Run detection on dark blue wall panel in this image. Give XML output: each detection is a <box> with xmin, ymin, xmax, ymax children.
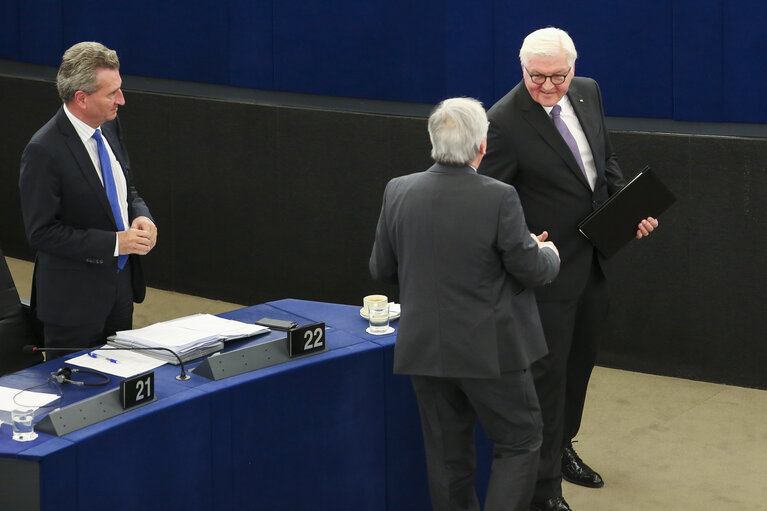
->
<box><xmin>673</xmin><ymin>0</ymin><xmax>724</xmax><ymax>121</ymax></box>
<box><xmin>229</xmin><ymin>0</ymin><xmax>274</xmax><ymax>90</ymax></box>
<box><xmin>567</xmin><ymin>1</ymin><xmax>673</xmax><ymax>119</ymax></box>
<box><xmin>18</xmin><ymin>1</ymin><xmax>63</xmax><ymax>66</ymax></box>
<box><xmin>381</xmin><ymin>0</ymin><xmax>447</xmax><ymax>103</ymax></box>
<box><xmin>270</xmin><ymin>0</ymin><xmax>446</xmax><ymax>102</ymax></box>
<box><xmin>0</xmin><ymin>2</ymin><xmax>20</xmax><ymax>61</ymax></box>
<box><xmin>63</xmin><ymin>0</ymin><xmax>229</xmax><ymax>83</ymax></box>
<box><xmin>722</xmin><ymin>1</ymin><xmax>767</xmax><ymax>123</ymax></box>
<box><xmin>443</xmin><ymin>2</ymin><xmax>494</xmax><ymax>104</ymax></box>
<box><xmin>1</xmin><ymin>0</ymin><xmax>765</xmax><ymax>123</ymax></box>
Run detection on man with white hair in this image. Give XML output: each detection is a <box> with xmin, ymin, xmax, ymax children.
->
<box><xmin>479</xmin><ymin>28</ymin><xmax>658</xmax><ymax>511</ymax></box>
<box><xmin>370</xmin><ymin>97</ymin><xmax>560</xmax><ymax>511</ymax></box>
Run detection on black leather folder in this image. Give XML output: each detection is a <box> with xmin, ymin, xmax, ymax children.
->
<box><xmin>578</xmin><ymin>166</ymin><xmax>675</xmax><ymax>257</ymax></box>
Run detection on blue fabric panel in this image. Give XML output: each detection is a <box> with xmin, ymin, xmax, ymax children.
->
<box><xmin>36</xmin><ymin>441</ymin><xmax>79</xmax><ymax>510</ymax></box>
<box><xmin>271</xmin><ymin>298</ymin><xmax>492</xmax><ymax>511</ymax></box>
<box><xmin>672</xmin><ymin>0</ymin><xmax>724</xmax><ymax>121</ymax></box>
<box><xmin>0</xmin><ymin>1</ymin><xmax>20</xmax><ymax>60</ymax></box>
<box><xmin>62</xmin><ymin>0</ymin><xmax>229</xmax><ymax>84</ymax></box>
<box><xmin>443</xmin><ymin>1</ymin><xmax>495</xmax><ymax>105</ymax></box>
<box><xmin>380</xmin><ymin>343</ymin><xmax>431</xmax><ymax>510</ymax></box>
<box><xmin>722</xmin><ymin>1</ymin><xmax>767</xmax><ymax>123</ymax></box>
<box><xmin>225</xmin><ymin>342</ymin><xmax>386</xmax><ymax>511</ymax></box>
<box><xmin>565</xmin><ymin>1</ymin><xmax>673</xmax><ymax>119</ymax></box>
<box><xmin>71</xmin><ymin>390</ymin><xmax>217</xmax><ymax>510</ymax></box>
<box><xmin>378</xmin><ymin>0</ymin><xmax>446</xmax><ymax>103</ymax></box>
<box><xmin>271</xmin><ymin>0</ymin><xmax>444</xmax><ymax>102</ymax></box>
<box><xmin>18</xmin><ymin>1</ymin><xmax>63</xmax><ymax>66</ymax></box>
<box><xmin>228</xmin><ymin>0</ymin><xmax>275</xmax><ymax>90</ymax></box>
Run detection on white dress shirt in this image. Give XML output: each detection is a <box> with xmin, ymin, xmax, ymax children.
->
<box><xmin>543</xmin><ymin>95</ymin><xmax>597</xmax><ymax>190</ymax></box>
<box><xmin>63</xmin><ymin>104</ymin><xmax>128</xmax><ymax>255</ymax></box>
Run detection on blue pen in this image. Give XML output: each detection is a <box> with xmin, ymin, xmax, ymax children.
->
<box><xmin>88</xmin><ymin>351</ymin><xmax>120</xmax><ymax>364</ymax></box>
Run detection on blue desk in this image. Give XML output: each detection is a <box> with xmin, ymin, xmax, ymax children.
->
<box><xmin>0</xmin><ymin>299</ymin><xmax>490</xmax><ymax>511</ymax></box>
<box><xmin>263</xmin><ymin>299</ymin><xmax>432</xmax><ymax>510</ymax></box>
<box><xmin>266</xmin><ymin>299</ymin><xmax>491</xmax><ymax>511</ymax></box>
<box><xmin>0</xmin><ymin>302</ymin><xmax>384</xmax><ymax>510</ymax></box>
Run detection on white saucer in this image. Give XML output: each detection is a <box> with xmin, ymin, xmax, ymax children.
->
<box><xmin>366</xmin><ymin>326</ymin><xmax>395</xmax><ymax>335</ymax></box>
<box><xmin>360</xmin><ymin>303</ymin><xmax>401</xmax><ymax>321</ymax></box>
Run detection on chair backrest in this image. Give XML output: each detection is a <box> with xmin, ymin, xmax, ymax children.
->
<box><xmin>0</xmin><ymin>249</ymin><xmax>43</xmax><ymax>375</ymax></box>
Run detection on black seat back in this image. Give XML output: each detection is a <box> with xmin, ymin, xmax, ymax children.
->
<box><xmin>0</xmin><ymin>249</ymin><xmax>43</xmax><ymax>375</ymax></box>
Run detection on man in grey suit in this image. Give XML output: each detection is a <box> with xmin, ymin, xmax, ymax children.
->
<box><xmin>478</xmin><ymin>28</ymin><xmax>657</xmax><ymax>511</ymax></box>
<box><xmin>19</xmin><ymin>42</ymin><xmax>157</xmax><ymax>357</ymax></box>
<box><xmin>370</xmin><ymin>97</ymin><xmax>560</xmax><ymax>511</ymax></box>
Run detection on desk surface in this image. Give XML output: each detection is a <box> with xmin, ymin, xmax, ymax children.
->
<box><xmin>0</xmin><ymin>300</ymin><xmax>400</xmax><ymax>511</ymax></box>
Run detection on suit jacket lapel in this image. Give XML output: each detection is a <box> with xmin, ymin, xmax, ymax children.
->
<box><xmin>517</xmin><ymin>84</ymin><xmax>590</xmax><ymax>189</ymax></box>
<box><xmin>55</xmin><ymin>108</ymin><xmax>118</xmax><ymax>227</ymax></box>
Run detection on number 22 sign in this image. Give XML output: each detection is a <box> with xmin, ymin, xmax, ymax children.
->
<box><xmin>287</xmin><ymin>322</ymin><xmax>326</xmax><ymax>357</ymax></box>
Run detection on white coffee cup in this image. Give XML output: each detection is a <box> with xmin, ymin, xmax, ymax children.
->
<box><xmin>363</xmin><ymin>294</ymin><xmax>388</xmax><ymax>315</ymax></box>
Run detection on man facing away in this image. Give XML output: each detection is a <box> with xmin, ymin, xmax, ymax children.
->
<box><xmin>479</xmin><ymin>27</ymin><xmax>657</xmax><ymax>511</ymax></box>
<box><xmin>19</xmin><ymin>42</ymin><xmax>157</xmax><ymax>357</ymax></box>
<box><xmin>370</xmin><ymin>97</ymin><xmax>560</xmax><ymax>511</ymax></box>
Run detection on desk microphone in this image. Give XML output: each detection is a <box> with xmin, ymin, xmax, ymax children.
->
<box><xmin>22</xmin><ymin>345</ymin><xmax>192</xmax><ymax>381</ymax></box>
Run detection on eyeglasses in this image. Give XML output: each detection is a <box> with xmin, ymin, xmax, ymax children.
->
<box><xmin>525</xmin><ymin>67</ymin><xmax>571</xmax><ymax>85</ymax></box>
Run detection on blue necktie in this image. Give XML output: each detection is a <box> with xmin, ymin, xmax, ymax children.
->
<box><xmin>550</xmin><ymin>104</ymin><xmax>588</xmax><ymax>182</ymax></box>
<box><xmin>93</xmin><ymin>128</ymin><xmax>128</xmax><ymax>270</ymax></box>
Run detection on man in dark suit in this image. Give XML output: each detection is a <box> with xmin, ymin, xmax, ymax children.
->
<box><xmin>19</xmin><ymin>42</ymin><xmax>157</xmax><ymax>357</ymax></box>
<box><xmin>478</xmin><ymin>28</ymin><xmax>657</xmax><ymax>511</ymax></box>
<box><xmin>370</xmin><ymin>97</ymin><xmax>560</xmax><ymax>511</ymax></box>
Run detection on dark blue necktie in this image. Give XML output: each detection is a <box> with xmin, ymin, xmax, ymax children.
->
<box><xmin>93</xmin><ymin>128</ymin><xmax>128</xmax><ymax>270</ymax></box>
<box><xmin>550</xmin><ymin>104</ymin><xmax>588</xmax><ymax>182</ymax></box>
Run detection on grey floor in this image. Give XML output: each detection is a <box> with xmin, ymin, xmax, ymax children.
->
<box><xmin>5</xmin><ymin>257</ymin><xmax>765</xmax><ymax>510</ymax></box>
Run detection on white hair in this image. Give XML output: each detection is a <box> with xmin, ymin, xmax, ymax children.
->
<box><xmin>428</xmin><ymin>97</ymin><xmax>487</xmax><ymax>166</ymax></box>
<box><xmin>519</xmin><ymin>27</ymin><xmax>578</xmax><ymax>68</ymax></box>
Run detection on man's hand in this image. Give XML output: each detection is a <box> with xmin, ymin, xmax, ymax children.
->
<box><xmin>532</xmin><ymin>231</ymin><xmax>560</xmax><ymax>258</ymax></box>
<box><xmin>131</xmin><ymin>216</ymin><xmax>158</xmax><ymax>250</ymax></box>
<box><xmin>636</xmin><ymin>217</ymin><xmax>659</xmax><ymax>239</ymax></box>
<box><xmin>118</xmin><ymin>228</ymin><xmax>153</xmax><ymax>255</ymax></box>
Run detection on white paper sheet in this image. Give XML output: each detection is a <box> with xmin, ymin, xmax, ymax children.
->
<box><xmin>165</xmin><ymin>313</ymin><xmax>269</xmax><ymax>339</ymax></box>
<box><xmin>0</xmin><ymin>386</ymin><xmax>60</xmax><ymax>413</ymax></box>
<box><xmin>67</xmin><ymin>348</ymin><xmax>166</xmax><ymax>378</ymax></box>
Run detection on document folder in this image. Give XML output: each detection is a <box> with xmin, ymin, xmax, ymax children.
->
<box><xmin>578</xmin><ymin>166</ymin><xmax>675</xmax><ymax>257</ymax></box>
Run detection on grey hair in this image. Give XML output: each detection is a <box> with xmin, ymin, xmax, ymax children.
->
<box><xmin>519</xmin><ymin>27</ymin><xmax>578</xmax><ymax>68</ymax></box>
<box><xmin>428</xmin><ymin>97</ymin><xmax>488</xmax><ymax>166</ymax></box>
<box><xmin>56</xmin><ymin>42</ymin><xmax>120</xmax><ymax>103</ymax></box>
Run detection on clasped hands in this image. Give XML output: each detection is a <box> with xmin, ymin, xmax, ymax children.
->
<box><xmin>118</xmin><ymin>216</ymin><xmax>158</xmax><ymax>255</ymax></box>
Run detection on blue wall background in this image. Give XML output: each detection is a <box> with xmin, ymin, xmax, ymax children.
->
<box><xmin>1</xmin><ymin>0</ymin><xmax>765</xmax><ymax>123</ymax></box>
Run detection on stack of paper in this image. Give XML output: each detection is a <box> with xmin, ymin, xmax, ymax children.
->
<box><xmin>164</xmin><ymin>313</ymin><xmax>269</xmax><ymax>341</ymax></box>
<box><xmin>109</xmin><ymin>314</ymin><xmax>269</xmax><ymax>364</ymax></box>
<box><xmin>111</xmin><ymin>322</ymin><xmax>224</xmax><ymax>363</ymax></box>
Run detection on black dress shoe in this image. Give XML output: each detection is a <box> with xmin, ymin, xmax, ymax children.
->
<box><xmin>562</xmin><ymin>443</ymin><xmax>604</xmax><ymax>488</ymax></box>
<box><xmin>531</xmin><ymin>496</ymin><xmax>572</xmax><ymax>511</ymax></box>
